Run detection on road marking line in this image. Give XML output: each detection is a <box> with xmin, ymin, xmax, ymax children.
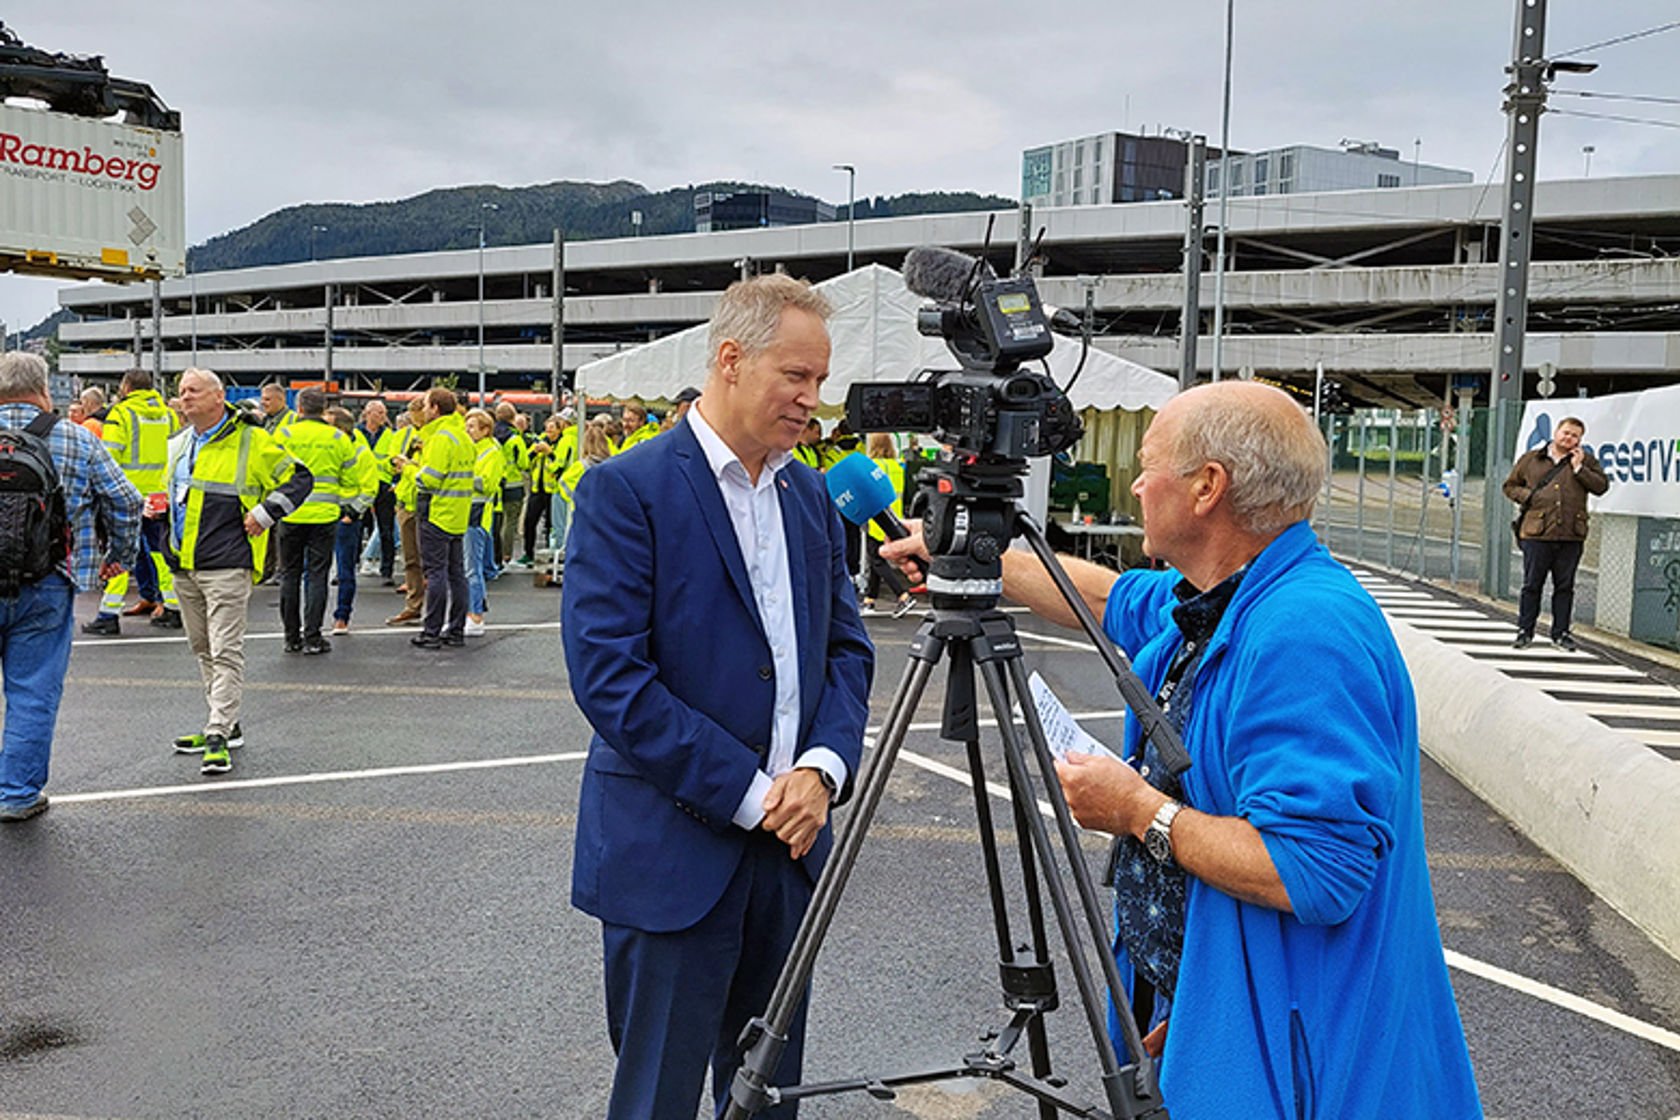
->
<box><xmin>70</xmin><ymin>621</ymin><xmax>563</xmax><ymax>649</ymax></box>
<box><xmin>65</xmin><ymin>675</ymin><xmax>572</xmax><ymax>701</ymax></box>
<box><xmin>50</xmin><ymin>752</ymin><xmax>589</xmax><ymax>805</ymax></box>
<box><xmin>1016</xmin><ymin>630</ymin><xmax>1108</xmax><ymax>652</ymax></box>
<box><xmin>1444</xmin><ymin>950</ymin><xmax>1680</xmax><ymax>1053</ymax></box>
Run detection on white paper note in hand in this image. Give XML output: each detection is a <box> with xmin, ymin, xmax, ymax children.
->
<box><xmin>1027</xmin><ymin>671</ymin><xmax>1123</xmax><ymax>764</ymax></box>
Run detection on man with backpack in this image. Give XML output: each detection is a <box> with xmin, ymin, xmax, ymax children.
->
<box><xmin>0</xmin><ymin>352</ymin><xmax>143</xmax><ymax>822</ymax></box>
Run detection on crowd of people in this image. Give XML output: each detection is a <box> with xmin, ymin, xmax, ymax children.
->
<box><xmin>9</xmin><ymin>352</ymin><xmax>913</xmax><ymax>786</ymax></box>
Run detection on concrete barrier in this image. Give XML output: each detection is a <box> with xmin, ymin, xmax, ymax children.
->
<box><xmin>1389</xmin><ymin>617</ymin><xmax>1680</xmax><ymax>961</ymax></box>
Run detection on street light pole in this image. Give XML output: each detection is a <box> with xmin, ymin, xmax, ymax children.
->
<box><xmin>833</xmin><ymin>163</ymin><xmax>856</xmax><ymax>272</ymax></box>
<box><xmin>310</xmin><ymin>224</ymin><xmax>327</xmax><ymax>261</ymax></box>
<box><xmin>1209</xmin><ymin>0</ymin><xmax>1235</xmax><ymax>383</ymax></box>
<box><xmin>477</xmin><ymin>201</ymin><xmax>498</xmax><ymax>406</ymax></box>
<box><xmin>1582</xmin><ymin>144</ymin><xmax>1595</xmax><ymax>177</ymax></box>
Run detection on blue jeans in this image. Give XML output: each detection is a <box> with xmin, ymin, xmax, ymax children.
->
<box><xmin>0</xmin><ymin>574</ymin><xmax>74</xmax><ymax>807</ymax></box>
<box><xmin>334</xmin><ymin>517</ymin><xmax>361</xmax><ymax>623</ymax></box>
<box><xmin>551</xmin><ymin>494</ymin><xmax>569</xmax><ymax>555</ymax></box>
<box><xmin>135</xmin><ymin>515</ymin><xmax>165</xmax><ymax>603</ymax></box>
<box><xmin>466</xmin><ymin>523</ymin><xmax>492</xmax><ymax>615</ymax></box>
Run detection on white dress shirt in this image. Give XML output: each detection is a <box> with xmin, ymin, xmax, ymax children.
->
<box><xmin>687</xmin><ymin>406</ymin><xmax>848</xmax><ymax>829</ymax></box>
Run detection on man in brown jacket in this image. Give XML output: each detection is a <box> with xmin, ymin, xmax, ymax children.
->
<box><xmin>1502</xmin><ymin>416</ymin><xmax>1609</xmax><ymax>651</ymax></box>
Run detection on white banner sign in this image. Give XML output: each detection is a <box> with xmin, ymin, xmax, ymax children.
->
<box><xmin>1518</xmin><ymin>385</ymin><xmax>1680</xmax><ymax>518</ymax></box>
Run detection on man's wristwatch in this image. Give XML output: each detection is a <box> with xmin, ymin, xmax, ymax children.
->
<box><xmin>1143</xmin><ymin>799</ymin><xmax>1184</xmax><ymax>864</ymax></box>
<box><xmin>809</xmin><ymin>768</ymin><xmax>839</xmax><ymax>802</ymax></box>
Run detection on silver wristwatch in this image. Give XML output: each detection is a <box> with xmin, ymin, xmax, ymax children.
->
<box><xmin>1143</xmin><ymin>799</ymin><xmax>1184</xmax><ymax>864</ymax></box>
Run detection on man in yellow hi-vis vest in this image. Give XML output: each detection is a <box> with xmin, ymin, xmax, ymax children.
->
<box><xmin>163</xmin><ymin>368</ymin><xmax>313</xmax><ymax>776</ymax></box>
<box><xmin>273</xmin><ymin>388</ymin><xmax>372</xmax><ymax>655</ymax></box>
<box><xmin>392</xmin><ymin>388</ymin><xmax>476</xmax><ymax>649</ymax></box>
<box><xmin>83</xmin><ymin>369</ymin><xmax>181</xmax><ymax>636</ymax></box>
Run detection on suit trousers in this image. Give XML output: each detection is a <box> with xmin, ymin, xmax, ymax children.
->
<box><xmin>279</xmin><ymin>520</ymin><xmax>336</xmax><ymax>643</ymax></box>
<box><xmin>173</xmin><ymin>567</ymin><xmax>254</xmax><ymax>738</ymax></box>
<box><xmin>418</xmin><ymin>518</ymin><xmax>468</xmax><ymax>640</ymax></box>
<box><xmin>396</xmin><ymin>505</ymin><xmax>425</xmax><ymax>615</ymax></box>
<box><xmin>1518</xmin><ymin>538</ymin><xmax>1585</xmax><ymax>639</ymax></box>
<box><xmin>600</xmin><ymin>833</ymin><xmax>812</xmax><ymax>1120</ymax></box>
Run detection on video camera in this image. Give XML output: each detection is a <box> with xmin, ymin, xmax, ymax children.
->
<box><xmin>845</xmin><ymin>246</ymin><xmax>1082</xmax><ymax>461</ymax></box>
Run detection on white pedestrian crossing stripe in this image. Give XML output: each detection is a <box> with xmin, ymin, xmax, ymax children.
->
<box><xmin>1347</xmin><ymin>564</ymin><xmax>1680</xmax><ymax>762</ymax></box>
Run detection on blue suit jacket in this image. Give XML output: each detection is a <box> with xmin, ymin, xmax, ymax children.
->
<box><xmin>563</xmin><ymin>419</ymin><xmax>874</xmax><ymax>933</ymax></box>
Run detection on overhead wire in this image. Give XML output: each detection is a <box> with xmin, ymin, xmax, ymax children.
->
<box><xmin>1553</xmin><ymin>20</ymin><xmax>1680</xmax><ymax>59</ymax></box>
<box><xmin>1555</xmin><ymin>89</ymin><xmax>1680</xmax><ymax>107</ymax></box>
<box><xmin>1550</xmin><ymin>108</ymin><xmax>1680</xmax><ymax>131</ymax></box>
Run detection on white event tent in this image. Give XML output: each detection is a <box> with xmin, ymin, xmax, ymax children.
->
<box><xmin>574</xmin><ymin>264</ymin><xmax>1177</xmax><ymax>414</ymax></box>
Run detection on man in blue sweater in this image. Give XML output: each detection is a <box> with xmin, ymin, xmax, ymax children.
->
<box><xmin>884</xmin><ymin>381</ymin><xmax>1481</xmax><ymax>1120</ymax></box>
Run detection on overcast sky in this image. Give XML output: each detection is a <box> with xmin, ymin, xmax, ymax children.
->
<box><xmin>5</xmin><ymin>1</ymin><xmax>1678</xmax><ymax>335</ymax></box>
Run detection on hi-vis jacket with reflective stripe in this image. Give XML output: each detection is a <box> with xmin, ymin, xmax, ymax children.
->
<box><xmin>543</xmin><ymin>425</ymin><xmax>577</xmax><ymax>492</ymax></box>
<box><xmin>415</xmin><ymin>412</ymin><xmax>476</xmax><ymax>534</ymax></box>
<box><xmin>393</xmin><ymin>426</ymin><xmax>421</xmax><ymax>510</ymax></box>
<box><xmin>102</xmin><ymin>389</ymin><xmax>178</xmax><ymax>494</ymax></box>
<box><xmin>472</xmin><ymin>435</ymin><xmax>507</xmax><ymax>532</ymax></box>
<box><xmin>275</xmin><ymin>417</ymin><xmax>378</xmax><ymax>524</ymax></box>
<box><xmin>348</xmin><ymin>429</ymin><xmax>380</xmax><ymax>513</ymax></box>
<box><xmin>617</xmin><ymin>421</ymin><xmax>662</xmax><ymax>453</ymax></box>
<box><xmin>162</xmin><ymin>407</ymin><xmax>313</xmax><ymax>577</ymax></box>
<box><xmin>365</xmin><ymin>425</ymin><xmax>402</xmax><ymax>484</ymax></box>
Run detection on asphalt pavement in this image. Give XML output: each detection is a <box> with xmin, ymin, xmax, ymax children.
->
<box><xmin>1</xmin><ymin>574</ymin><xmax>1677</xmax><ymax>1119</ymax></box>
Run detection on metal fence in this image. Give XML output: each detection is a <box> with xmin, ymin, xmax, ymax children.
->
<box><xmin>1310</xmin><ymin>404</ymin><xmax>1599</xmax><ymax>628</ymax></box>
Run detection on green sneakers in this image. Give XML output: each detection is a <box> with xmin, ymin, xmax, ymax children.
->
<box><xmin>199</xmin><ymin>735</ymin><xmax>232</xmax><ymax>775</ymax></box>
<box><xmin>173</xmin><ymin>723</ymin><xmax>244</xmax><ymax>754</ymax></box>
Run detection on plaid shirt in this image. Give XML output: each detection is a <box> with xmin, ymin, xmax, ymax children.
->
<box><xmin>0</xmin><ymin>403</ymin><xmax>144</xmax><ymax>591</ymax></box>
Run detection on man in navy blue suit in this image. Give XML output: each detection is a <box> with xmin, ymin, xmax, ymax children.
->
<box><xmin>563</xmin><ymin>274</ymin><xmax>874</xmax><ymax>1119</ymax></box>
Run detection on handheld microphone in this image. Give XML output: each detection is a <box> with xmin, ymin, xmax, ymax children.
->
<box><xmin>826</xmin><ymin>453</ymin><xmax>906</xmax><ymax>538</ymax></box>
<box><xmin>902</xmin><ymin>246</ymin><xmax>988</xmax><ymax>303</ymax></box>
<box><xmin>825</xmin><ymin>452</ymin><xmax>923</xmax><ymax>578</ymax></box>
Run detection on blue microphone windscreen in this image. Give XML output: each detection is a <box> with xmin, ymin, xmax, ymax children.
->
<box><xmin>825</xmin><ymin>452</ymin><xmax>896</xmax><ymax>525</ymax></box>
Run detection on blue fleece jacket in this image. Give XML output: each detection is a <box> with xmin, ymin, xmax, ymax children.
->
<box><xmin>1101</xmin><ymin>521</ymin><xmax>1481</xmax><ymax>1120</ymax></box>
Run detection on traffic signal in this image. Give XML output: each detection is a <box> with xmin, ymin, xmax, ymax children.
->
<box><xmin>1315</xmin><ymin>379</ymin><xmax>1353</xmax><ymax>415</ymax></box>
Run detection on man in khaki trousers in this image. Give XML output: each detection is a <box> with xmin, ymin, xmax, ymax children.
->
<box><xmin>163</xmin><ymin>369</ymin><xmax>312</xmax><ymax>775</ymax></box>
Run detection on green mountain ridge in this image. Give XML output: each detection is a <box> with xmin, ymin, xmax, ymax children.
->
<box><xmin>17</xmin><ymin>180</ymin><xmax>1014</xmax><ymax>341</ymax></box>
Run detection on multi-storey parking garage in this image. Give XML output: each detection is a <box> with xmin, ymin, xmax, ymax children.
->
<box><xmin>56</xmin><ymin>174</ymin><xmax>1680</xmax><ymax>408</ymax></box>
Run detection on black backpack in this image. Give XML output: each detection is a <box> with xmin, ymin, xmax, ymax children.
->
<box><xmin>0</xmin><ymin>412</ymin><xmax>71</xmax><ymax>596</ymax></box>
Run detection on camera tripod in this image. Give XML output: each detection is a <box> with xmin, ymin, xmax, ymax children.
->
<box><xmin>724</xmin><ymin>497</ymin><xmax>1189</xmax><ymax>1120</ymax></box>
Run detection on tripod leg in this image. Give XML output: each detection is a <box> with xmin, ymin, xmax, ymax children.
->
<box><xmin>1002</xmin><ymin>655</ymin><xmax>1167</xmax><ymax>1116</ymax></box>
<box><xmin>974</xmin><ymin>656</ymin><xmax>1165</xmax><ymax>1119</ymax></box>
<box><xmin>725</xmin><ymin>647</ymin><xmax>941</xmax><ymax>1119</ymax></box>
<box><xmin>1004</xmin><ymin>766</ymin><xmax>1060</xmax><ymax>1120</ymax></box>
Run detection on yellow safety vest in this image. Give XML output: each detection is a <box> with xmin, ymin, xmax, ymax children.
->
<box><xmin>473</xmin><ymin>436</ymin><xmax>506</xmax><ymax>532</ymax></box>
<box><xmin>102</xmin><ymin>389</ymin><xmax>177</xmax><ymax>494</ymax></box>
<box><xmin>618</xmin><ymin>422</ymin><xmax>661</xmax><ymax>453</ymax></box>
<box><xmin>274</xmin><ymin>417</ymin><xmax>375</xmax><ymax>524</ymax></box>
<box><xmin>544</xmin><ymin>426</ymin><xmax>578</xmax><ymax>491</ymax></box>
<box><xmin>500</xmin><ymin>430</ymin><xmax>531</xmax><ymax>486</ymax></box>
<box><xmin>367</xmin><ymin>426</ymin><xmax>402</xmax><ymax>484</ymax></box>
<box><xmin>163</xmin><ymin>409</ymin><xmax>299</xmax><ymax>578</ymax></box>
<box><xmin>415</xmin><ymin>413</ymin><xmax>476</xmax><ymax>534</ymax></box>
<box><xmin>867</xmin><ymin>456</ymin><xmax>906</xmax><ymax>542</ymax></box>
<box><xmin>393</xmin><ymin>426</ymin><xmax>420</xmax><ymax>509</ymax></box>
<box><xmin>792</xmin><ymin>444</ymin><xmax>822</xmax><ymax>469</ymax></box>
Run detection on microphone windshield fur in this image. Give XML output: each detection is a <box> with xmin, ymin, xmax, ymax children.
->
<box><xmin>902</xmin><ymin>246</ymin><xmax>986</xmax><ymax>303</ymax></box>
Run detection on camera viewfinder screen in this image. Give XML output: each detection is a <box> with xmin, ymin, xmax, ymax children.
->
<box><xmin>851</xmin><ymin>383</ymin><xmax>934</xmax><ymax>431</ymax></box>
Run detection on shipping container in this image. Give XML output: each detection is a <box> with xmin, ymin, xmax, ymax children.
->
<box><xmin>0</xmin><ymin>100</ymin><xmax>185</xmax><ymax>282</ymax></box>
